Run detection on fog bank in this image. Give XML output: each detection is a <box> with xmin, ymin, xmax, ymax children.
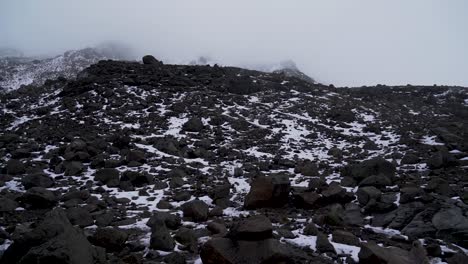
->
<box><xmin>1</xmin><ymin>0</ymin><xmax>467</xmax><ymax>87</ymax></box>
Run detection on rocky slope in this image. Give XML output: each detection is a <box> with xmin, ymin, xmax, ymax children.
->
<box><xmin>0</xmin><ymin>56</ymin><xmax>467</xmax><ymax>263</ymax></box>
<box><xmin>0</xmin><ymin>45</ymin><xmax>131</xmax><ymax>91</ymax></box>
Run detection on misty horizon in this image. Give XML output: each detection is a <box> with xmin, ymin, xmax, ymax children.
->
<box><xmin>1</xmin><ymin>0</ymin><xmax>467</xmax><ymax>87</ymax></box>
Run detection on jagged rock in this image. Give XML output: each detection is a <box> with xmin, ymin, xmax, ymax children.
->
<box><xmin>181</xmin><ymin>200</ymin><xmax>209</xmax><ymax>222</ymax></box>
<box><xmin>228</xmin><ymin>215</ymin><xmax>273</xmax><ymax>241</ymax></box>
<box><xmin>244</xmin><ymin>175</ymin><xmax>290</xmax><ymax>209</ymax></box>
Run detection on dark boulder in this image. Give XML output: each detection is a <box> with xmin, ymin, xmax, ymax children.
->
<box><xmin>244</xmin><ymin>174</ymin><xmax>290</xmax><ymax>209</ymax></box>
<box><xmin>66</xmin><ymin>207</ymin><xmax>94</xmax><ymax>227</ymax></box>
<box><xmin>0</xmin><ymin>208</ymin><xmax>104</xmax><ymax>264</ymax></box>
<box><xmin>146</xmin><ymin>211</ymin><xmax>182</xmax><ymax>230</ymax></box>
<box><xmin>142</xmin><ymin>55</ymin><xmax>163</xmax><ymax>66</ymax></box>
<box><xmin>228</xmin><ymin>215</ymin><xmax>273</xmax><ymax>241</ymax></box>
<box><xmin>181</xmin><ymin>200</ymin><xmax>209</xmax><ymax>222</ymax></box>
<box><xmin>21</xmin><ymin>173</ymin><xmax>54</xmax><ymax>189</ymax></box>
<box><xmin>182</xmin><ymin>117</ymin><xmax>204</xmax><ymax>132</ymax></box>
<box><xmin>90</xmin><ymin>227</ymin><xmax>128</xmax><ymax>252</ymax></box>
<box><xmin>149</xmin><ymin>225</ymin><xmax>175</xmax><ymax>251</ymax></box>
<box><xmin>5</xmin><ymin>159</ymin><xmax>25</xmax><ymax>175</ymax></box>
<box><xmin>94</xmin><ymin>168</ymin><xmax>120</xmax><ymax>187</ymax></box>
<box><xmin>200</xmin><ymin>237</ymin><xmax>295</xmax><ymax>264</ymax></box>
<box><xmin>358</xmin><ymin>241</ymin><xmax>428</xmax><ymax>264</ymax></box>
<box><xmin>19</xmin><ymin>187</ymin><xmax>58</xmax><ymax>208</ymax></box>
<box><xmin>316</xmin><ymin>232</ymin><xmax>336</xmax><ymax>254</ymax></box>
<box><xmin>342</xmin><ymin>157</ymin><xmax>395</xmax><ymax>183</ymax></box>
<box><xmin>0</xmin><ymin>197</ymin><xmax>18</xmax><ymax>212</ymax></box>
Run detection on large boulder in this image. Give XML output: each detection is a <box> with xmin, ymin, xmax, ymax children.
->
<box><xmin>342</xmin><ymin>157</ymin><xmax>395</xmax><ymax>183</ymax></box>
<box><xmin>358</xmin><ymin>241</ymin><xmax>428</xmax><ymax>264</ymax></box>
<box><xmin>182</xmin><ymin>117</ymin><xmax>204</xmax><ymax>132</ymax></box>
<box><xmin>94</xmin><ymin>168</ymin><xmax>120</xmax><ymax>187</ymax></box>
<box><xmin>142</xmin><ymin>55</ymin><xmax>163</xmax><ymax>65</ymax></box>
<box><xmin>228</xmin><ymin>215</ymin><xmax>273</xmax><ymax>241</ymax></box>
<box><xmin>19</xmin><ymin>187</ymin><xmax>58</xmax><ymax>209</ymax></box>
<box><xmin>200</xmin><ymin>238</ymin><xmax>295</xmax><ymax>264</ymax></box>
<box><xmin>0</xmin><ymin>209</ymin><xmax>104</xmax><ymax>264</ymax></box>
<box><xmin>149</xmin><ymin>225</ymin><xmax>175</xmax><ymax>251</ymax></box>
<box><xmin>66</xmin><ymin>207</ymin><xmax>94</xmax><ymax>227</ymax></box>
<box><xmin>181</xmin><ymin>200</ymin><xmax>209</xmax><ymax>222</ymax></box>
<box><xmin>0</xmin><ymin>197</ymin><xmax>18</xmax><ymax>212</ymax></box>
<box><xmin>146</xmin><ymin>211</ymin><xmax>182</xmax><ymax>230</ymax></box>
<box><xmin>21</xmin><ymin>173</ymin><xmax>54</xmax><ymax>189</ymax></box>
<box><xmin>244</xmin><ymin>175</ymin><xmax>290</xmax><ymax>209</ymax></box>
<box><xmin>90</xmin><ymin>228</ymin><xmax>128</xmax><ymax>252</ymax></box>
<box><xmin>427</xmin><ymin>151</ymin><xmax>458</xmax><ymax>169</ymax></box>
<box><xmin>5</xmin><ymin>159</ymin><xmax>25</xmax><ymax>175</ymax></box>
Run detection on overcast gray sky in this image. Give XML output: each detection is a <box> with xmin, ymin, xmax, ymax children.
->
<box><xmin>1</xmin><ymin>0</ymin><xmax>467</xmax><ymax>87</ymax></box>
